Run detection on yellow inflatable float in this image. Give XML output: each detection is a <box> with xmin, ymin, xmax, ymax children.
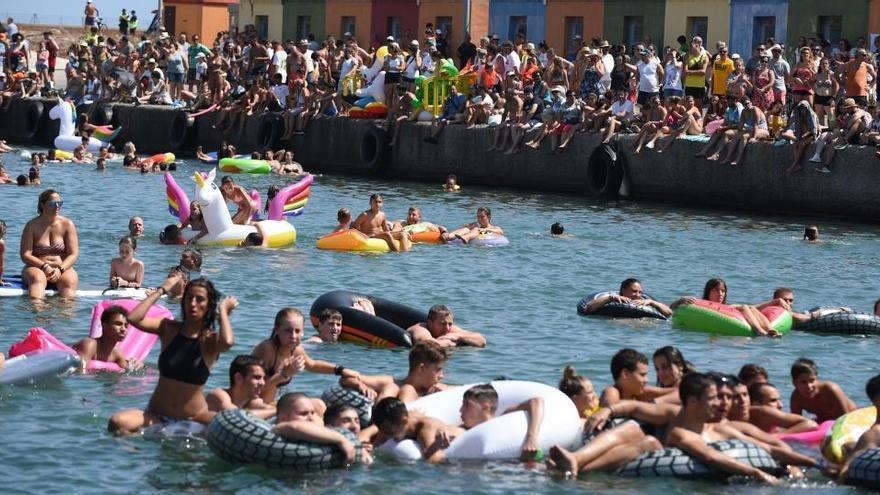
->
<box><xmin>822</xmin><ymin>406</ymin><xmax>876</xmax><ymax>464</ymax></box>
<box><xmin>316</xmin><ymin>230</ymin><xmax>389</xmax><ymax>252</ymax></box>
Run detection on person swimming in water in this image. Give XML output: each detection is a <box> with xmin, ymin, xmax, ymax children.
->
<box><xmin>671</xmin><ymin>278</ymin><xmax>780</xmax><ymax>337</ymax></box>
<box><xmin>351</xmin><ymin>194</ymin><xmax>412</xmax><ymax>252</ymax></box>
<box><xmin>72</xmin><ymin>305</ymin><xmax>144</xmax><ymax>371</ymax></box>
<box><xmin>441</xmin><ymin>206</ymin><xmax>504</xmax><ymax>244</ymax></box>
<box><xmin>0</xmin><ymin>219</ymin><xmax>8</xmax><ymax>286</ymax></box>
<box><xmin>582</xmin><ymin>278</ymin><xmax>673</xmax><ymax>317</ymax></box>
<box><xmin>406</xmin><ymin>304</ymin><xmax>487</xmax><ymax>348</ymax></box>
<box><xmin>273</xmin><ymin>392</ymin><xmax>367</xmax><ymax>465</ymax></box>
<box><xmin>559</xmin><ymin>365</ymin><xmax>601</xmax><ymax>419</ymax></box>
<box><xmin>392</xmin><ymin>206</ymin><xmax>447</xmax><ymax>235</ymax></box>
<box><xmin>803</xmin><ymin>225</ymin><xmax>819</xmax><ymax>242</ymax></box>
<box><xmin>332</xmin><ymin>208</ymin><xmax>351</xmax><ymax>233</ymax></box>
<box><xmin>109</xmin><ymin>236</ymin><xmax>144</xmax><ymax>289</ymax></box>
<box><xmin>551</xmin><ymin>222</ymin><xmax>564</xmax><ymax>236</ymax></box>
<box><xmin>107</xmin><ymin>273</ymin><xmax>238</xmax><ymax>434</ymax></box>
<box><xmin>443</xmin><ymin>173</ymin><xmax>460</xmax><ymax>192</ymax></box>
<box><xmin>220</xmin><ymin>176</ymin><xmax>258</xmax><ymax>225</ymax></box>
<box><xmin>206</xmin><ymin>355</ymin><xmax>276</xmax><ymax>419</ymax></box>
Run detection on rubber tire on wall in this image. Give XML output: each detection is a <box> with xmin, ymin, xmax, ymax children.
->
<box><xmin>587</xmin><ymin>144</ymin><xmax>624</xmax><ymax>197</ymax></box>
<box><xmin>258</xmin><ymin>113</ymin><xmax>283</xmax><ymax>152</ymax></box>
<box><xmin>169</xmin><ymin>110</ymin><xmax>195</xmax><ymax>151</ymax></box>
<box><xmin>92</xmin><ymin>105</ymin><xmax>113</xmax><ymax>126</ymax></box>
<box><xmin>22</xmin><ymin>101</ymin><xmax>45</xmax><ymax>142</ymax></box>
<box><xmin>360</xmin><ymin>126</ymin><xmax>390</xmax><ymax>173</ymax></box>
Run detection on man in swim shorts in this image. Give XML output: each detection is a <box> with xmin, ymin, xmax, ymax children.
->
<box><xmin>351</xmin><ymin>194</ymin><xmax>412</xmax><ymax>252</ymax></box>
<box><xmin>206</xmin><ymin>355</ymin><xmax>276</xmax><ymax>419</ymax></box>
<box><xmin>397</xmin><ymin>341</ymin><xmax>450</xmax><ymax>402</ymax></box>
<box><xmin>273</xmin><ymin>392</ymin><xmax>366</xmax><ymax>465</ymax></box>
<box><xmin>407</xmin><ymin>304</ymin><xmax>487</xmax><ymax>348</ymax></box>
<box><xmin>392</xmin><ymin>206</ymin><xmax>447</xmax><ymax>234</ymax></box>
<box><xmin>128</xmin><ymin>216</ymin><xmax>144</xmax><ymax>238</ymax></box>
<box><xmin>441</xmin><ymin>206</ymin><xmax>503</xmax><ymax>244</ymax></box>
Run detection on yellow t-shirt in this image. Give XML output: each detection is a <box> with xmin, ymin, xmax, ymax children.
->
<box><xmin>711</xmin><ymin>57</ymin><xmax>734</xmax><ymax>96</ymax></box>
<box><xmin>684</xmin><ymin>52</ymin><xmax>707</xmax><ymax>88</ymax></box>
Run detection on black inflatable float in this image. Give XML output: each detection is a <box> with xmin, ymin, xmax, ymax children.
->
<box><xmin>846</xmin><ymin>447</ymin><xmax>880</xmax><ymax>489</ymax></box>
<box><xmin>795</xmin><ymin>308</ymin><xmax>880</xmax><ymax>336</ymax></box>
<box><xmin>322</xmin><ymin>385</ymin><xmax>374</xmax><ymax>428</ymax></box>
<box><xmin>617</xmin><ymin>439</ymin><xmax>780</xmax><ymax>479</ymax></box>
<box><xmin>577</xmin><ymin>291</ymin><xmax>668</xmax><ymax>320</ymax></box>
<box><xmin>309</xmin><ymin>290</ymin><xmax>424</xmax><ymax>348</ymax></box>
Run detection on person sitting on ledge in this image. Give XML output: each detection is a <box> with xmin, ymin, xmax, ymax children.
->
<box><xmin>423</xmin><ymin>84</ymin><xmax>467</xmax><ymax>144</ymax></box>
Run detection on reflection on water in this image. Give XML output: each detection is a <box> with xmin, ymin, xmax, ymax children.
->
<box><xmin>0</xmin><ymin>153</ymin><xmax>877</xmax><ymax>493</ymax></box>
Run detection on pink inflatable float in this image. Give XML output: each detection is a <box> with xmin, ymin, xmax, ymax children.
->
<box><xmin>776</xmin><ymin>420</ymin><xmax>835</xmax><ymax>446</ymax></box>
<box><xmin>8</xmin><ymin>299</ymin><xmax>172</xmax><ymax>372</ymax></box>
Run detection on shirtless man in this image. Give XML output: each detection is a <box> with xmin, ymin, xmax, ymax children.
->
<box><xmin>407</xmin><ymin>304</ymin><xmax>486</xmax><ymax>348</ymax></box>
<box><xmin>220</xmin><ymin>176</ymin><xmax>257</xmax><ymax>225</ymax></box>
<box><xmin>397</xmin><ymin>341</ymin><xmax>450</xmax><ymax>402</ymax></box>
<box><xmin>441</xmin><ymin>207</ymin><xmax>503</xmax><ymax>244</ymax></box>
<box><xmin>206</xmin><ymin>355</ymin><xmax>276</xmax><ymax>419</ymax></box>
<box><xmin>790</xmin><ymin>358</ymin><xmax>857</xmax><ymax>423</ymax></box>
<box><xmin>351</xmin><ymin>194</ymin><xmax>411</xmax><ymax>252</ymax></box>
<box><xmin>599</xmin><ymin>348</ymin><xmax>675</xmax><ymax>407</ymax></box>
<box><xmin>72</xmin><ymin>305</ymin><xmax>143</xmax><ymax>370</ymax></box>
<box><xmin>306</xmin><ymin>308</ymin><xmax>343</xmax><ymax>343</ymax></box>
<box><xmin>274</xmin><ymin>392</ymin><xmax>367</xmax><ymax>465</ymax></box>
<box><xmin>392</xmin><ymin>206</ymin><xmax>447</xmax><ymax>235</ymax></box>
<box><xmin>359</xmin><ymin>397</ymin><xmax>453</xmax><ymax>462</ymax></box>
<box><xmin>840</xmin><ymin>375</ymin><xmax>880</xmax><ymax>482</ymax></box>
<box><xmin>748</xmin><ymin>382</ymin><xmax>818</xmax><ymax>433</ymax></box>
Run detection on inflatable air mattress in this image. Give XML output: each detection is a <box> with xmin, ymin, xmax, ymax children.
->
<box><xmin>0</xmin><ymin>275</ymin><xmax>154</xmax><ymax>299</ymax></box>
<box><xmin>316</xmin><ymin>230</ymin><xmax>391</xmax><ymax>252</ymax></box>
<box><xmin>219</xmin><ymin>158</ymin><xmax>271</xmax><ymax>174</ymax></box>
<box><xmin>823</xmin><ymin>407</ymin><xmax>876</xmax><ymax>464</ymax></box>
<box><xmin>0</xmin><ymin>350</ymin><xmax>80</xmax><ymax>385</ymax></box>
<box><xmin>672</xmin><ymin>300</ymin><xmax>792</xmax><ymax>336</ymax></box>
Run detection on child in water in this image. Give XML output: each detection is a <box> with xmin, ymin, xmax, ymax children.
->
<box><xmin>333</xmin><ymin>208</ymin><xmax>351</xmax><ymax>232</ymax></box>
<box><xmin>551</xmin><ymin>222</ymin><xmax>564</xmax><ymax>236</ymax></box>
<box><xmin>790</xmin><ymin>357</ymin><xmax>856</xmax><ymax>423</ymax></box>
<box><xmin>803</xmin><ymin>225</ymin><xmax>819</xmax><ymax>242</ymax></box>
<box><xmin>109</xmin><ymin>236</ymin><xmax>144</xmax><ymax>288</ymax></box>
<box><xmin>559</xmin><ymin>365</ymin><xmax>600</xmax><ymax>419</ymax></box>
<box><xmin>443</xmin><ymin>173</ymin><xmax>460</xmax><ymax>192</ymax></box>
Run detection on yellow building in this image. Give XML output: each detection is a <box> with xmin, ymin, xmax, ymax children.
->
<box><xmin>239</xmin><ymin>0</ymin><xmax>284</xmax><ymax>41</ymax></box>
<box><xmin>663</xmin><ymin>0</ymin><xmax>730</xmax><ymax>51</ymax></box>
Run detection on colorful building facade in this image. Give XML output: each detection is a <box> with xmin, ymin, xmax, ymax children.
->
<box><xmin>324</xmin><ymin>0</ymin><xmax>373</xmax><ymax>48</ymax></box>
<box><xmin>164</xmin><ymin>0</ymin><xmax>238</xmax><ymax>41</ymax></box>
<box><xmin>729</xmin><ymin>0</ymin><xmax>788</xmax><ymax>58</ymax></box>
<box><xmin>238</xmin><ymin>0</ymin><xmax>284</xmax><ymax>41</ymax></box>
<box><xmin>545</xmin><ymin>0</ymin><xmax>604</xmax><ymax>59</ymax></box>
<box><xmin>603</xmin><ymin>0</ymin><xmax>665</xmax><ymax>49</ymax></box>
<box><xmin>664</xmin><ymin>0</ymin><xmax>729</xmax><ymax>51</ymax></box>
<box><xmin>489</xmin><ymin>0</ymin><xmax>546</xmax><ymax>44</ymax></box>
<box><xmin>786</xmin><ymin>0</ymin><xmax>870</xmax><ymax>51</ymax></box>
<box><xmin>371</xmin><ymin>0</ymin><xmax>420</xmax><ymax>46</ymax></box>
<box><xmin>282</xmin><ymin>0</ymin><xmax>325</xmax><ymax>42</ymax></box>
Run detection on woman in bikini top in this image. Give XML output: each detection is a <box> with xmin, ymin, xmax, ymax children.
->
<box><xmin>107</xmin><ymin>274</ymin><xmax>238</xmax><ymax>435</ymax></box>
<box><xmin>20</xmin><ymin>189</ymin><xmax>79</xmax><ymax>298</ymax></box>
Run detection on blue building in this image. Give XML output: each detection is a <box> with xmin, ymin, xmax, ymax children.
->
<box><xmin>489</xmin><ymin>0</ymin><xmax>546</xmax><ymax>43</ymax></box>
<box><xmin>729</xmin><ymin>0</ymin><xmax>789</xmax><ymax>58</ymax></box>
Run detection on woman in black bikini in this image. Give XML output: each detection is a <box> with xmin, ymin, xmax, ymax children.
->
<box><xmin>108</xmin><ymin>272</ymin><xmax>237</xmax><ymax>435</ymax></box>
<box><xmin>20</xmin><ymin>189</ymin><xmax>79</xmax><ymax>298</ymax></box>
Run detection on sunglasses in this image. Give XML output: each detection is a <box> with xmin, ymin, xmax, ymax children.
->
<box><xmin>47</xmin><ymin>200</ymin><xmax>64</xmax><ymax>208</ymax></box>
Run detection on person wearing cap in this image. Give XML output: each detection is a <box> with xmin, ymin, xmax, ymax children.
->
<box><xmin>84</xmin><ymin>0</ymin><xmax>99</xmax><ymax>29</ymax></box>
<box><xmin>707</xmin><ymin>43</ymin><xmax>733</xmax><ymax>99</ymax></box>
<box><xmin>809</xmin><ymin>98</ymin><xmax>872</xmax><ymax>172</ymax></box>
<box><xmin>636</xmin><ymin>45</ymin><xmax>663</xmax><ymax>106</ymax></box>
<box><xmin>295</xmin><ymin>39</ymin><xmax>315</xmax><ymax>84</ymax></box>
<box><xmin>764</xmin><ymin>44</ymin><xmax>789</xmax><ymax>105</ymax></box>
<box><xmin>598</xmin><ymin>40</ymin><xmax>615</xmax><ymax>92</ymax></box>
<box><xmin>684</xmin><ymin>36</ymin><xmax>709</xmax><ymax>107</ymax></box>
<box><xmin>838</xmin><ymin>48</ymin><xmax>875</xmax><ymax>108</ymax></box>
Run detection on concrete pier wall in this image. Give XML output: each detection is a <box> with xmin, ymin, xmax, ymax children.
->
<box><xmin>2</xmin><ymin>98</ymin><xmax>879</xmax><ymax>222</ymax></box>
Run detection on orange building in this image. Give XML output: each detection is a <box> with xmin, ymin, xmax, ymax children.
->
<box><xmin>164</xmin><ymin>0</ymin><xmax>237</xmax><ymax>40</ymax></box>
<box><xmin>324</xmin><ymin>0</ymin><xmax>373</xmax><ymax>49</ymax></box>
<box><xmin>417</xmin><ymin>0</ymin><xmax>490</xmax><ymax>46</ymax></box>
<box><xmin>545</xmin><ymin>0</ymin><xmax>603</xmax><ymax>58</ymax></box>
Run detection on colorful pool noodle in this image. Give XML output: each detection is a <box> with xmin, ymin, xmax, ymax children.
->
<box><xmin>91</xmin><ymin>125</ymin><xmax>122</xmax><ymax>143</ymax></box>
<box><xmin>268</xmin><ymin>174</ymin><xmax>314</xmax><ymax>221</ymax></box>
<box><xmin>165</xmin><ymin>172</ymin><xmax>191</xmax><ymax>224</ymax></box>
<box><xmin>250</xmin><ymin>189</ymin><xmax>262</xmax><ymax>221</ymax></box>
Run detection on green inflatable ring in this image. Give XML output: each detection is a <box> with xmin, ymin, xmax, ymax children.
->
<box><xmin>672</xmin><ymin>300</ymin><xmax>792</xmax><ymax>337</ymax></box>
<box><xmin>219</xmin><ymin>158</ymin><xmax>271</xmax><ymax>174</ymax></box>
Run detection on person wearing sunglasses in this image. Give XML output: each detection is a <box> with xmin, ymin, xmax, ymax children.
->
<box><xmin>20</xmin><ymin>189</ymin><xmax>79</xmax><ymax>298</ymax></box>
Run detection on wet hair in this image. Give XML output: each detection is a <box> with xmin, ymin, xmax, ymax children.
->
<box><xmin>551</xmin><ymin>222</ymin><xmax>564</xmax><ymax>235</ymax></box>
<box><xmin>772</xmin><ymin>287</ymin><xmax>793</xmax><ymax>299</ymax></box>
<box><xmin>277</xmin><ymin>392</ymin><xmax>310</xmax><ymax>416</ymax></box>
<box><xmin>181</xmin><ymin>278</ymin><xmax>220</xmax><ymax>330</ymax></box>
<box><xmin>408</xmin><ymin>341</ymin><xmax>448</xmax><ymax>371</ymax></box>
<box><xmin>160</xmin><ymin>224</ymin><xmax>182</xmax><ymax>244</ymax></box>
<box><xmin>679</xmin><ymin>372</ymin><xmax>714</xmax><ymax>404</ymax></box>
<box><xmin>610</xmin><ymin>348</ymin><xmax>648</xmax><ymax>381</ymax></box>
<box><xmin>803</xmin><ymin>225</ymin><xmax>819</xmax><ymax>241</ymax></box>
<box><xmin>0</xmin><ymin>219</ymin><xmax>5</xmax><ymax>238</ymax></box>
<box><xmin>619</xmin><ymin>278</ymin><xmax>641</xmax><ymax>294</ymax></box>
<box><xmin>100</xmin><ymin>305</ymin><xmax>129</xmax><ymax>326</ymax></box>
<box><xmin>243</xmin><ymin>232</ymin><xmax>263</xmax><ymax>246</ymax></box>
<box><xmin>17</xmin><ymin>175</ymin><xmax>28</xmax><ymax>185</ymax></box>
<box><xmin>37</xmin><ymin>189</ymin><xmax>59</xmax><ymax>214</ymax></box>
<box><xmin>748</xmin><ymin>382</ymin><xmax>775</xmax><ymax>403</ymax></box>
<box><xmin>559</xmin><ymin>365</ymin><xmax>588</xmax><ymax>398</ymax></box>
<box><xmin>337</xmin><ymin>208</ymin><xmax>350</xmax><ymax>222</ymax></box>
<box><xmin>791</xmin><ymin>357</ymin><xmax>818</xmax><ymax>380</ymax></box>
<box><xmin>427</xmin><ymin>304</ymin><xmax>452</xmax><ymax>321</ymax></box>
<box><xmin>221</xmin><ymin>175</ymin><xmax>234</xmax><ymax>186</ymax></box>
<box><xmin>738</xmin><ymin>363</ymin><xmax>768</xmax><ymax>384</ymax></box>
<box><xmin>866</xmin><ymin>374</ymin><xmax>880</xmax><ymax>403</ymax></box>
<box><xmin>652</xmin><ymin>345</ymin><xmax>695</xmax><ymax>375</ymax></box>
<box><xmin>229</xmin><ymin>354</ymin><xmax>265</xmax><ymax>385</ymax></box>
<box><xmin>463</xmin><ymin>383</ymin><xmax>498</xmax><ymax>412</ymax></box>
<box><xmin>319</xmin><ymin>308</ymin><xmax>342</xmax><ymax>324</ymax></box>
<box><xmin>119</xmin><ymin>236</ymin><xmax>137</xmax><ymax>250</ymax></box>
<box><xmin>182</xmin><ymin>247</ymin><xmax>203</xmax><ymax>270</ymax></box>
<box><xmin>325</xmin><ymin>404</ymin><xmax>358</xmax><ymax>426</ymax></box>
<box><xmin>265</xmin><ymin>184</ymin><xmax>280</xmax><ymax>211</ymax></box>
<box><xmin>369</xmin><ymin>193</ymin><xmax>383</xmax><ymax>203</ymax></box>
<box><xmin>702</xmin><ymin>278</ymin><xmax>728</xmax><ymax>303</ymax></box>
<box><xmin>372</xmin><ymin>396</ymin><xmax>408</xmax><ymax>428</ymax></box>
<box><xmin>29</xmin><ymin>167</ymin><xmax>38</xmax><ymax>181</ymax></box>
<box><xmin>476</xmin><ymin>206</ymin><xmax>491</xmax><ymax>219</ymax></box>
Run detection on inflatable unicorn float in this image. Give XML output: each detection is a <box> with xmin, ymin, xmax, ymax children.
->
<box><xmin>165</xmin><ymin>168</ymin><xmax>312</xmax><ymax>247</ymax></box>
<box><xmin>48</xmin><ymin>97</ymin><xmax>121</xmax><ymax>151</ymax></box>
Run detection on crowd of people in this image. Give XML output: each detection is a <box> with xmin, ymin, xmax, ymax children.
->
<box><xmin>2</xmin><ymin>10</ymin><xmax>880</xmax><ymax>171</ymax></box>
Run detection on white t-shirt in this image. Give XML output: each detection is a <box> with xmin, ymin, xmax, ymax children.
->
<box><xmin>637</xmin><ymin>59</ymin><xmax>661</xmax><ymax>93</ymax></box>
<box><xmin>504</xmin><ymin>50</ymin><xmax>521</xmax><ymax>73</ymax></box>
<box><xmin>610</xmin><ymin>99</ymin><xmax>634</xmax><ymax>117</ymax></box>
<box><xmin>404</xmin><ymin>54</ymin><xmax>419</xmax><ymax>79</ymax></box>
<box><xmin>664</xmin><ymin>61</ymin><xmax>682</xmax><ymax>91</ymax></box>
<box><xmin>421</xmin><ymin>53</ymin><xmax>435</xmax><ymax>77</ymax></box>
<box><xmin>271</xmin><ymin>49</ymin><xmax>287</xmax><ymax>82</ymax></box>
<box><xmin>338</xmin><ymin>57</ymin><xmax>358</xmax><ymax>91</ymax></box>
<box><xmin>271</xmin><ymin>83</ymin><xmax>289</xmax><ymax>107</ymax></box>
<box><xmin>601</xmin><ymin>53</ymin><xmax>615</xmax><ymax>83</ymax></box>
